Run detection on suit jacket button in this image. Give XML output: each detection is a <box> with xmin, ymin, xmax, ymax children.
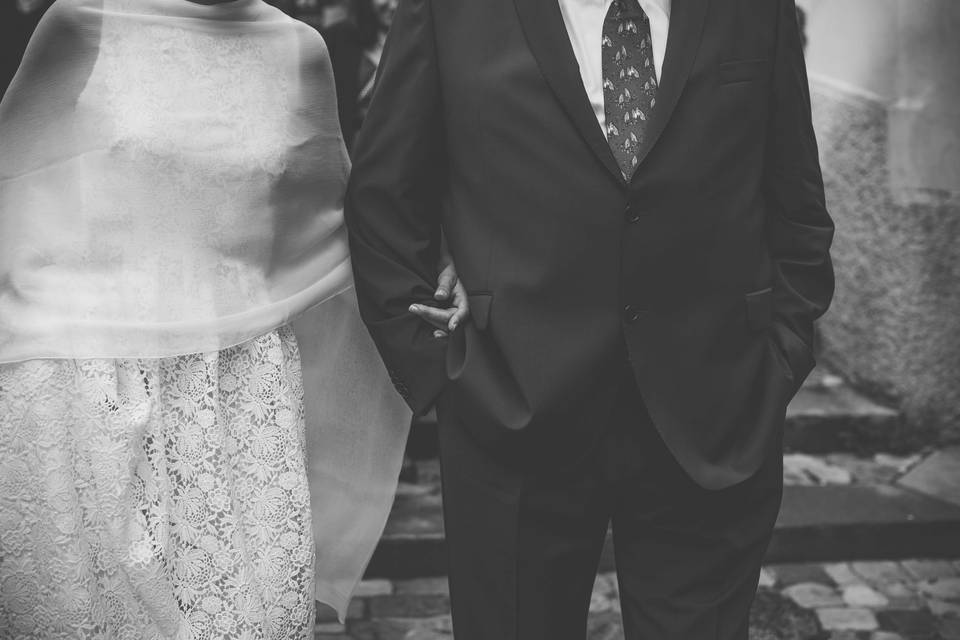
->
<box><xmin>625</xmin><ymin>204</ymin><xmax>640</xmax><ymax>223</ymax></box>
<box><xmin>623</xmin><ymin>304</ymin><xmax>643</xmax><ymax>323</ymax></box>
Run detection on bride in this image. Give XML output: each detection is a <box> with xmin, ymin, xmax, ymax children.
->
<box><xmin>0</xmin><ymin>0</ymin><xmax>465</xmax><ymax>637</ymax></box>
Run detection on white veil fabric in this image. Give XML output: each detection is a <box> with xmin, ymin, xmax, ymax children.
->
<box><xmin>0</xmin><ymin>0</ymin><xmax>410</xmax><ymax>619</ymax></box>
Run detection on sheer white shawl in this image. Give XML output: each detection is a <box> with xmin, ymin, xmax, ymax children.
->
<box><xmin>0</xmin><ymin>0</ymin><xmax>410</xmax><ymax>618</ymax></box>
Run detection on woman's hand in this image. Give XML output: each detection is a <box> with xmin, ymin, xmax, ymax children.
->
<box><xmin>409</xmin><ymin>255</ymin><xmax>469</xmax><ymax>338</ymax></box>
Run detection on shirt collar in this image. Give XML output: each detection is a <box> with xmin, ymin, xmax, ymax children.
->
<box><xmin>640</xmin><ymin>0</ymin><xmax>671</xmax><ymax>21</ymax></box>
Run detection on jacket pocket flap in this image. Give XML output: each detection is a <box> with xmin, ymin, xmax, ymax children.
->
<box><xmin>745</xmin><ymin>287</ymin><xmax>773</xmax><ymax>331</ymax></box>
<box><xmin>719</xmin><ymin>58</ymin><xmax>772</xmax><ymax>85</ymax></box>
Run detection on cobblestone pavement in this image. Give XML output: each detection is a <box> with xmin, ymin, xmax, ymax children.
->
<box><xmin>781</xmin><ymin>452</ymin><xmax>925</xmax><ymax>487</ymax></box>
<box><xmin>314</xmin><ymin>558</ymin><xmax>960</xmax><ymax>639</ymax></box>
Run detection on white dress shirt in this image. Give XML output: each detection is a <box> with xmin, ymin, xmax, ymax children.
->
<box><xmin>557</xmin><ymin>0</ymin><xmax>671</xmax><ymax>133</ymax></box>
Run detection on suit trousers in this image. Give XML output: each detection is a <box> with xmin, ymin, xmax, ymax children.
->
<box><xmin>436</xmin><ymin>369</ymin><xmax>784</xmax><ymax>640</ymax></box>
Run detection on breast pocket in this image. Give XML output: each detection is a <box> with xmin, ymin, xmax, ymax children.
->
<box><xmin>718</xmin><ymin>59</ymin><xmax>772</xmax><ymax>86</ymax></box>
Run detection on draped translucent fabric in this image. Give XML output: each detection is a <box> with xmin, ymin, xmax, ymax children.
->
<box><xmin>0</xmin><ymin>0</ymin><xmax>410</xmax><ymax>619</ymax></box>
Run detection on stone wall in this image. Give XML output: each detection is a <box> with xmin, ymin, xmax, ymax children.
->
<box><xmin>800</xmin><ymin>0</ymin><xmax>960</xmax><ymax>438</ymax></box>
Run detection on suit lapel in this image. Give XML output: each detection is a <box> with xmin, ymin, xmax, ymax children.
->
<box><xmin>513</xmin><ymin>0</ymin><xmax>625</xmax><ymax>184</ymax></box>
<box><xmin>632</xmin><ymin>0</ymin><xmax>710</xmax><ymax>174</ymax></box>
<box><xmin>513</xmin><ymin>0</ymin><xmax>710</xmax><ymax>184</ymax></box>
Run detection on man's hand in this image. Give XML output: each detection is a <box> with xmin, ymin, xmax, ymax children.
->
<box><xmin>409</xmin><ymin>258</ymin><xmax>469</xmax><ymax>338</ymax></box>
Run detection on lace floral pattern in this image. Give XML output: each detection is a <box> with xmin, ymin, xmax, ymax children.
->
<box><xmin>0</xmin><ymin>327</ymin><xmax>315</xmax><ymax>639</ymax></box>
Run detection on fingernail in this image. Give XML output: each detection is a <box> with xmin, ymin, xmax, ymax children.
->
<box><xmin>409</xmin><ymin>305</ymin><xmax>418</xmax><ymax>312</ymax></box>
<box><xmin>436</xmin><ymin>289</ymin><xmax>447</xmax><ymax>298</ymax></box>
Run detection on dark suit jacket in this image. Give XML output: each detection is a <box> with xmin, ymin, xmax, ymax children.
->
<box><xmin>345</xmin><ymin>0</ymin><xmax>834</xmax><ymax>489</ymax></box>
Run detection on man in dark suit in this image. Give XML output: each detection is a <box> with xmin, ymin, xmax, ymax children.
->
<box><xmin>345</xmin><ymin>0</ymin><xmax>834</xmax><ymax>636</ymax></box>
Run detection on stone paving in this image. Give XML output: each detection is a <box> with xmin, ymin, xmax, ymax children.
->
<box><xmin>782</xmin><ymin>452</ymin><xmax>924</xmax><ymax>487</ymax></box>
<box><xmin>314</xmin><ymin>558</ymin><xmax>960</xmax><ymax>639</ymax></box>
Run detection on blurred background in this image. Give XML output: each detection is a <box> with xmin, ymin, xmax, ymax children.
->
<box><xmin>797</xmin><ymin>0</ymin><xmax>960</xmax><ymax>442</ymax></box>
<box><xmin>2</xmin><ymin>1</ymin><xmax>958</xmax><ymax>638</ymax></box>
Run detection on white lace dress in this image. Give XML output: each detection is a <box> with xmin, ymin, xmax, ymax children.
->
<box><xmin>0</xmin><ymin>1</ymin><xmax>415</xmax><ymax>635</ymax></box>
<box><xmin>0</xmin><ymin>2</ymin><xmax>329</xmax><ymax>637</ymax></box>
<box><xmin>0</xmin><ymin>327</ymin><xmax>316</xmax><ymax>639</ymax></box>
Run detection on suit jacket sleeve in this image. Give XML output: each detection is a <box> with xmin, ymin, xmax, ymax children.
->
<box><xmin>763</xmin><ymin>0</ymin><xmax>835</xmax><ymax>381</ymax></box>
<box><xmin>344</xmin><ymin>0</ymin><xmax>448</xmax><ymax>415</ymax></box>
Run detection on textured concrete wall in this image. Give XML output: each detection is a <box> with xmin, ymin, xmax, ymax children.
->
<box><xmin>799</xmin><ymin>0</ymin><xmax>960</xmax><ymax>438</ymax></box>
<box><xmin>888</xmin><ymin>4</ymin><xmax>960</xmax><ymax>193</ymax></box>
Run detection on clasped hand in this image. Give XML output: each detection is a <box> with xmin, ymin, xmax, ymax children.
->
<box><xmin>409</xmin><ymin>254</ymin><xmax>470</xmax><ymax>338</ymax></box>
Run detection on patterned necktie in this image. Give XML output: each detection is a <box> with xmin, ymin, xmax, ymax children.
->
<box><xmin>602</xmin><ymin>0</ymin><xmax>658</xmax><ymax>179</ymax></box>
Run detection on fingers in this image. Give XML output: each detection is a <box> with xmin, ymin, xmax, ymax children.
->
<box><xmin>435</xmin><ymin>262</ymin><xmax>458</xmax><ymax>301</ymax></box>
<box><xmin>409</xmin><ymin>303</ymin><xmax>456</xmax><ymax>332</ymax></box>
<box><xmin>447</xmin><ymin>280</ymin><xmax>470</xmax><ymax>332</ymax></box>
